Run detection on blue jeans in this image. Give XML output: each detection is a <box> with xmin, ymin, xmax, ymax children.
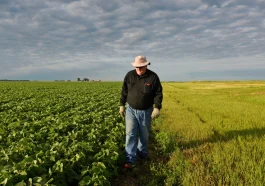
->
<box><xmin>125</xmin><ymin>105</ymin><xmax>153</xmax><ymax>163</ymax></box>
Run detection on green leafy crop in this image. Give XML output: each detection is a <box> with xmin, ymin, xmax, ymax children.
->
<box><xmin>0</xmin><ymin>82</ymin><xmax>125</xmax><ymax>186</ymax></box>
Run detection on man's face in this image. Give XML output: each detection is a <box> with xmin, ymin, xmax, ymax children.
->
<box><xmin>135</xmin><ymin>65</ymin><xmax>147</xmax><ymax>76</ymax></box>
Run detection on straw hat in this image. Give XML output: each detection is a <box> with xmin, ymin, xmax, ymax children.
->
<box><xmin>131</xmin><ymin>56</ymin><xmax>151</xmax><ymax>67</ymax></box>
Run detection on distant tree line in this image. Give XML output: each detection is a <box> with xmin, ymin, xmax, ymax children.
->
<box><xmin>77</xmin><ymin>78</ymin><xmax>89</xmax><ymax>82</ymax></box>
<box><xmin>77</xmin><ymin>78</ymin><xmax>101</xmax><ymax>82</ymax></box>
<box><xmin>54</xmin><ymin>80</ymin><xmax>67</xmax><ymax>82</ymax></box>
<box><xmin>0</xmin><ymin>79</ymin><xmax>30</xmax><ymax>81</ymax></box>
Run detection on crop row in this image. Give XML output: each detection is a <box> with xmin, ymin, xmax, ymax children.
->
<box><xmin>0</xmin><ymin>82</ymin><xmax>124</xmax><ymax>186</ymax></box>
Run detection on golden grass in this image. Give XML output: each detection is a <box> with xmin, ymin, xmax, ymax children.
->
<box><xmin>155</xmin><ymin>81</ymin><xmax>265</xmax><ymax>185</ymax></box>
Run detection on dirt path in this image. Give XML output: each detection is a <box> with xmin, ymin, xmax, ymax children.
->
<box><xmin>111</xmin><ymin>130</ymin><xmax>166</xmax><ymax>186</ymax></box>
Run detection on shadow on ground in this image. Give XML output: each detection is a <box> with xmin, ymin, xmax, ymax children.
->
<box><xmin>111</xmin><ymin>129</ymin><xmax>169</xmax><ymax>186</ymax></box>
<box><xmin>179</xmin><ymin>127</ymin><xmax>265</xmax><ymax>149</ymax></box>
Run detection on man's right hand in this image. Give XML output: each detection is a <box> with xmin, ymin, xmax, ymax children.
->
<box><xmin>119</xmin><ymin>106</ymin><xmax>125</xmax><ymax>117</ymax></box>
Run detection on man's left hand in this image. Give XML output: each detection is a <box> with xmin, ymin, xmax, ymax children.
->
<box><xmin>151</xmin><ymin>108</ymin><xmax>160</xmax><ymax>119</ymax></box>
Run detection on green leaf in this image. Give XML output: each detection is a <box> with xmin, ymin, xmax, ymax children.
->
<box><xmin>15</xmin><ymin>181</ymin><xmax>27</xmax><ymax>186</ymax></box>
<box><xmin>0</xmin><ymin>178</ymin><xmax>8</xmax><ymax>185</ymax></box>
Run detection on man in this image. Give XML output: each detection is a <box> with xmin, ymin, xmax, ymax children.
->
<box><xmin>119</xmin><ymin>56</ymin><xmax>163</xmax><ymax>169</ymax></box>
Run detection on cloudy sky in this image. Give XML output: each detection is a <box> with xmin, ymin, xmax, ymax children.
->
<box><xmin>1</xmin><ymin>0</ymin><xmax>265</xmax><ymax>81</ymax></box>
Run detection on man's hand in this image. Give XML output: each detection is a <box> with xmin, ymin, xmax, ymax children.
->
<box><xmin>119</xmin><ymin>106</ymin><xmax>125</xmax><ymax>117</ymax></box>
<box><xmin>151</xmin><ymin>108</ymin><xmax>160</xmax><ymax>119</ymax></box>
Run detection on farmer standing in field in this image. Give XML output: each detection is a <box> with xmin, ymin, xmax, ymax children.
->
<box><xmin>119</xmin><ymin>56</ymin><xmax>163</xmax><ymax>169</ymax></box>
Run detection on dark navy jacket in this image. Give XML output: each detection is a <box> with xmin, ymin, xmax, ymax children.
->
<box><xmin>120</xmin><ymin>69</ymin><xmax>163</xmax><ymax>110</ymax></box>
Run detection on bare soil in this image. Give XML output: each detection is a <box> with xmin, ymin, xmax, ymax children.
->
<box><xmin>111</xmin><ymin>132</ymin><xmax>167</xmax><ymax>186</ymax></box>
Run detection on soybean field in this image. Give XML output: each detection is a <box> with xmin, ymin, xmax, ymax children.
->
<box><xmin>0</xmin><ymin>82</ymin><xmax>124</xmax><ymax>186</ymax></box>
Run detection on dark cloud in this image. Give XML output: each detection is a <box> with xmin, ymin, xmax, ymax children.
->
<box><xmin>202</xmin><ymin>0</ymin><xmax>221</xmax><ymax>7</ymax></box>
